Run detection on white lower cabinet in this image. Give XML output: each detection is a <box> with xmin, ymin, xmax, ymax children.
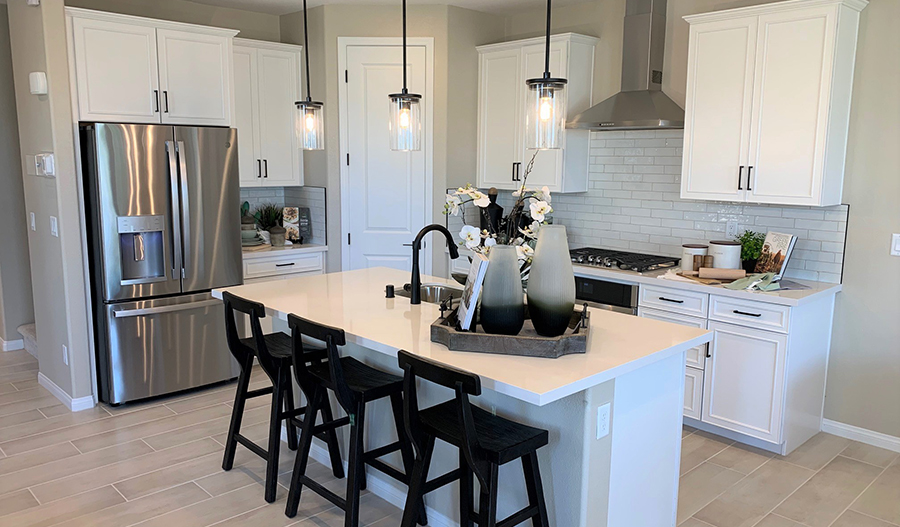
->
<box><xmin>702</xmin><ymin>321</ymin><xmax>787</xmax><ymax>443</ymax></box>
<box><xmin>638</xmin><ymin>307</ymin><xmax>707</xmax><ymax>369</ymax></box>
<box><xmin>684</xmin><ymin>367</ymin><xmax>704</xmax><ymax>420</ymax></box>
<box><xmin>241</xmin><ymin>249</ymin><xmax>326</xmax><ymax>334</ymax></box>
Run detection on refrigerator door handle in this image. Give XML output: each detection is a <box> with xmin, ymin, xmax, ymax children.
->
<box><xmin>112</xmin><ymin>299</ymin><xmax>222</xmax><ymax>318</ymax></box>
<box><xmin>165</xmin><ymin>141</ymin><xmax>183</xmax><ymax>281</ymax></box>
<box><xmin>176</xmin><ymin>141</ymin><xmax>191</xmax><ymax>278</ymax></box>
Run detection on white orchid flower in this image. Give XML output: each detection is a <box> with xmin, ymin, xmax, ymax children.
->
<box><xmin>459</xmin><ymin>225</ymin><xmax>481</xmax><ymax>249</ymax></box>
<box><xmin>515</xmin><ymin>244</ymin><xmax>534</xmax><ymax>261</ymax></box>
<box><xmin>512</xmin><ymin>185</ymin><xmax>527</xmax><ymax>198</ymax></box>
<box><xmin>484</xmin><ymin>237</ymin><xmax>497</xmax><ymax>247</ymax></box>
<box><xmin>534</xmin><ymin>186</ymin><xmax>552</xmax><ymax>203</ymax></box>
<box><xmin>445</xmin><ymin>194</ymin><xmax>462</xmax><ymax>216</ymax></box>
<box><xmin>529</xmin><ymin>200</ymin><xmax>552</xmax><ymax>222</ymax></box>
<box><xmin>469</xmin><ymin>191</ymin><xmax>490</xmax><ymax>208</ymax></box>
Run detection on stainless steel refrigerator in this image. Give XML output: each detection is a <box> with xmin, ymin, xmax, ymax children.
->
<box><xmin>81</xmin><ymin>123</ymin><xmax>242</xmax><ymax>404</ymax></box>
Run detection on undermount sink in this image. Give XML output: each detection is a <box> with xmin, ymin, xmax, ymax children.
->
<box><xmin>396</xmin><ymin>283</ymin><xmax>463</xmax><ymax>305</ymax></box>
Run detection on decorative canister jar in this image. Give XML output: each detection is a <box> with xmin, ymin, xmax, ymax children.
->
<box><xmin>681</xmin><ymin>244</ymin><xmax>708</xmax><ymax>272</ymax></box>
<box><xmin>709</xmin><ymin>240</ymin><xmax>742</xmax><ymax>269</ymax></box>
<box><xmin>269</xmin><ymin>226</ymin><xmax>287</xmax><ymax>247</ymax></box>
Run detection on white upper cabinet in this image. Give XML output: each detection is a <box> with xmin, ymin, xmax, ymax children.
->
<box><xmin>681</xmin><ymin>0</ymin><xmax>867</xmax><ymax>206</ymax></box>
<box><xmin>476</xmin><ymin>34</ymin><xmax>598</xmax><ymax>193</ymax></box>
<box><xmin>66</xmin><ymin>8</ymin><xmax>237</xmax><ymax>126</ymax></box>
<box><xmin>157</xmin><ymin>29</ymin><xmax>233</xmax><ymax>126</ymax></box>
<box><xmin>233</xmin><ymin>39</ymin><xmax>303</xmax><ymax>188</ymax></box>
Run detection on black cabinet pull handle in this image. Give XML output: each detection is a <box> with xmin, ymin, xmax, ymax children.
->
<box><xmin>263</xmin><ymin>159</ymin><xmax>268</xmax><ymax>178</ymax></box>
<box><xmin>163</xmin><ymin>91</ymin><xmax>169</xmax><ymax>113</ymax></box>
<box><xmin>737</xmin><ymin>165</ymin><xmax>744</xmax><ymax>190</ymax></box>
<box><xmin>275</xmin><ymin>262</ymin><xmax>295</xmax><ymax>267</ymax></box>
<box><xmin>706</xmin><ymin>346</ymin><xmax>712</xmax><ymax>358</ymax></box>
<box><xmin>257</xmin><ymin>159</ymin><xmax>262</xmax><ymax>178</ymax></box>
<box><xmin>153</xmin><ymin>90</ymin><xmax>160</xmax><ymax>113</ymax></box>
<box><xmin>747</xmin><ymin>166</ymin><xmax>754</xmax><ymax>191</ymax></box>
<box><xmin>516</xmin><ymin>162</ymin><xmax>522</xmax><ymax>181</ymax></box>
<box><xmin>733</xmin><ymin>309</ymin><xmax>762</xmax><ymax>317</ymax></box>
<box><xmin>512</xmin><ymin>162</ymin><xmax>516</xmax><ymax>182</ymax></box>
<box><xmin>658</xmin><ymin>297</ymin><xmax>684</xmax><ymax>304</ymax></box>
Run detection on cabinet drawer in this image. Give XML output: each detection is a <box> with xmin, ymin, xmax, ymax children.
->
<box><xmin>639</xmin><ymin>285</ymin><xmax>709</xmax><ymax>318</ymax></box>
<box><xmin>638</xmin><ymin>307</ymin><xmax>708</xmax><ymax>369</ymax></box>
<box><xmin>684</xmin><ymin>366</ymin><xmax>704</xmax><ymax>420</ymax></box>
<box><xmin>243</xmin><ymin>252</ymin><xmax>323</xmax><ymax>280</ymax></box>
<box><xmin>709</xmin><ymin>295</ymin><xmax>790</xmax><ymax>333</ymax></box>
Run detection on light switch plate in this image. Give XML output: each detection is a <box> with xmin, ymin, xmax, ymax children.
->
<box><xmin>30</xmin><ymin>212</ymin><xmax>36</xmax><ymax>231</ymax></box>
<box><xmin>50</xmin><ymin>216</ymin><xmax>58</xmax><ymax>237</ymax></box>
<box><xmin>892</xmin><ymin>233</ymin><xmax>900</xmax><ymax>256</ymax></box>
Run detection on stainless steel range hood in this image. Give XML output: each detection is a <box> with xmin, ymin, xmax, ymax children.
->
<box><xmin>567</xmin><ymin>0</ymin><xmax>684</xmax><ymax>131</ymax></box>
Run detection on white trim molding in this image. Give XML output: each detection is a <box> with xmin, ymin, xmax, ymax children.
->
<box><xmin>822</xmin><ymin>419</ymin><xmax>900</xmax><ymax>454</ymax></box>
<box><xmin>1</xmin><ymin>337</ymin><xmax>24</xmax><ymax>352</ymax></box>
<box><xmin>38</xmin><ymin>373</ymin><xmax>96</xmax><ymax>412</ymax></box>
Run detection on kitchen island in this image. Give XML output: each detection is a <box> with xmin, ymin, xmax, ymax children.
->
<box><xmin>213</xmin><ymin>267</ymin><xmax>711</xmax><ymax>527</ymax></box>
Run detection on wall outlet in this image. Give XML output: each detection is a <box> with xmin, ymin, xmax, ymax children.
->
<box><xmin>892</xmin><ymin>234</ymin><xmax>900</xmax><ymax>257</ymax></box>
<box><xmin>30</xmin><ymin>212</ymin><xmax>36</xmax><ymax>231</ymax></box>
<box><xmin>596</xmin><ymin>402</ymin><xmax>611</xmax><ymax>439</ymax></box>
<box><xmin>62</xmin><ymin>345</ymin><xmax>69</xmax><ymax>366</ymax></box>
<box><xmin>50</xmin><ymin>216</ymin><xmax>58</xmax><ymax>237</ymax></box>
<box><xmin>726</xmin><ymin>220</ymin><xmax>739</xmax><ymax>239</ymax></box>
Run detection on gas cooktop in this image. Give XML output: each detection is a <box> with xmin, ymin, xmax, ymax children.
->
<box><xmin>570</xmin><ymin>248</ymin><xmax>681</xmax><ymax>273</ymax></box>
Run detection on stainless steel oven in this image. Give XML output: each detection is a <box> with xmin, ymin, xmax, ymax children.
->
<box><xmin>575</xmin><ymin>275</ymin><xmax>639</xmax><ymax>315</ymax></box>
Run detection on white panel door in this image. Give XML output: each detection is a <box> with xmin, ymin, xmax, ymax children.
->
<box><xmin>521</xmin><ymin>41</ymin><xmax>567</xmax><ymax>191</ymax></box>
<box><xmin>681</xmin><ymin>17</ymin><xmax>757</xmax><ymax>201</ymax></box>
<box><xmin>157</xmin><ymin>29</ymin><xmax>232</xmax><ymax>126</ymax></box>
<box><xmin>747</xmin><ymin>7</ymin><xmax>836</xmax><ymax>205</ymax></box>
<box><xmin>702</xmin><ymin>321</ymin><xmax>787</xmax><ymax>443</ymax></box>
<box><xmin>233</xmin><ymin>46</ymin><xmax>261</xmax><ymax>187</ymax></box>
<box><xmin>684</xmin><ymin>366</ymin><xmax>704</xmax><ymax>420</ymax></box>
<box><xmin>70</xmin><ymin>17</ymin><xmax>160</xmax><ymax>123</ymax></box>
<box><xmin>257</xmin><ymin>48</ymin><xmax>302</xmax><ymax>187</ymax></box>
<box><xmin>345</xmin><ymin>45</ymin><xmax>428</xmax><ymax>271</ymax></box>
<box><xmin>638</xmin><ymin>307</ymin><xmax>708</xmax><ymax>369</ymax></box>
<box><xmin>477</xmin><ymin>48</ymin><xmax>522</xmax><ymax>190</ymax></box>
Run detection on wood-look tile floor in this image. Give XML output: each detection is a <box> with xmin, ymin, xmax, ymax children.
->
<box><xmin>0</xmin><ymin>350</ymin><xmax>403</xmax><ymax>527</ymax></box>
<box><xmin>2</xmin><ymin>349</ymin><xmax>899</xmax><ymax>527</ymax></box>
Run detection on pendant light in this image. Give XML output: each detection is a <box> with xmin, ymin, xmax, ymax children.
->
<box><xmin>525</xmin><ymin>0</ymin><xmax>567</xmax><ymax>150</ymax></box>
<box><xmin>388</xmin><ymin>0</ymin><xmax>421</xmax><ymax>151</ymax></box>
<box><xmin>294</xmin><ymin>0</ymin><xmax>324</xmax><ymax>150</ymax></box>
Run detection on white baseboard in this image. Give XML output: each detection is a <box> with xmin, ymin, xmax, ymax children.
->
<box><xmin>1</xmin><ymin>337</ymin><xmax>24</xmax><ymax>352</ymax></box>
<box><xmin>281</xmin><ymin>427</ymin><xmax>456</xmax><ymax>527</ymax></box>
<box><xmin>37</xmin><ymin>373</ymin><xmax>96</xmax><ymax>412</ymax></box>
<box><xmin>822</xmin><ymin>419</ymin><xmax>900</xmax><ymax>454</ymax></box>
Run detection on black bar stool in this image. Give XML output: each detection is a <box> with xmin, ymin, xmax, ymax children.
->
<box><xmin>397</xmin><ymin>350</ymin><xmax>551</xmax><ymax>527</ymax></box>
<box><xmin>284</xmin><ymin>314</ymin><xmax>426</xmax><ymax>527</ymax></box>
<box><xmin>221</xmin><ymin>292</ymin><xmax>344</xmax><ymax>503</ymax></box>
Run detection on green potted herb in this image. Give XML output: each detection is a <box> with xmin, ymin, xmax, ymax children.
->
<box><xmin>735</xmin><ymin>230</ymin><xmax>766</xmax><ymax>273</ymax></box>
<box><xmin>253</xmin><ymin>203</ymin><xmax>283</xmax><ymax>244</ymax></box>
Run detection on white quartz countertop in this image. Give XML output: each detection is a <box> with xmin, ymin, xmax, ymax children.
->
<box><xmin>242</xmin><ymin>244</ymin><xmax>328</xmax><ymax>260</ymax></box>
<box><xmin>213</xmin><ymin>267</ymin><xmax>710</xmax><ymax>406</ymax></box>
<box><xmin>572</xmin><ymin>264</ymin><xmax>841</xmax><ymax>307</ymax></box>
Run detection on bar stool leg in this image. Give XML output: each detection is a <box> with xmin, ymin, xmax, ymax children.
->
<box><xmin>264</xmin><ymin>373</ymin><xmax>286</xmax><ymax>503</ymax></box>
<box><xmin>390</xmin><ymin>392</ymin><xmax>427</xmax><ymax>526</ymax></box>
<box><xmin>285</xmin><ymin>388</ymin><xmax>322</xmax><ymax>518</ymax></box>
<box><xmin>479</xmin><ymin>463</ymin><xmax>499</xmax><ymax>527</ymax></box>
<box><xmin>400</xmin><ymin>435</ymin><xmax>435</xmax><ymax>527</ymax></box>
<box><xmin>523</xmin><ymin>452</ymin><xmax>550</xmax><ymax>527</ymax></box>
<box><xmin>320</xmin><ymin>399</ymin><xmax>345</xmax><ymax>479</ymax></box>
<box><xmin>459</xmin><ymin>449</ymin><xmax>474</xmax><ymax>527</ymax></box>
<box><xmin>344</xmin><ymin>401</ymin><xmax>367</xmax><ymax>527</ymax></box>
<box><xmin>222</xmin><ymin>355</ymin><xmax>253</xmax><ymax>471</ymax></box>
<box><xmin>284</xmin><ymin>382</ymin><xmax>298</xmax><ymax>451</ymax></box>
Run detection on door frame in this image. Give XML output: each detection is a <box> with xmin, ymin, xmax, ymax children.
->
<box><xmin>337</xmin><ymin>37</ymin><xmax>435</xmax><ymax>273</ymax></box>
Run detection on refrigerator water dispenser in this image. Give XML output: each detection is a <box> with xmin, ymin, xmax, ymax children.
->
<box><xmin>117</xmin><ymin>216</ymin><xmax>166</xmax><ymax>284</ymax></box>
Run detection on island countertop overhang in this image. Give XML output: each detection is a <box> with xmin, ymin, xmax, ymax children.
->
<box><xmin>213</xmin><ymin>267</ymin><xmax>711</xmax><ymax>406</ymax></box>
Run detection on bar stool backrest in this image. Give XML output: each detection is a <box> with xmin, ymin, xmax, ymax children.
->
<box><xmin>396</xmin><ymin>350</ymin><xmax>487</xmax><ymax>486</ymax></box>
<box><xmin>222</xmin><ymin>291</ymin><xmax>278</xmax><ymax>376</ymax></box>
<box><xmin>287</xmin><ymin>314</ymin><xmax>355</xmax><ymax>412</ymax></box>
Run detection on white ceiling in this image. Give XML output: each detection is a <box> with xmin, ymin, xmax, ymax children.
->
<box><xmin>187</xmin><ymin>0</ymin><xmax>588</xmax><ymax>17</ymax></box>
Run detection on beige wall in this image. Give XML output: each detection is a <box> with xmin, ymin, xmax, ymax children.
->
<box><xmin>65</xmin><ymin>0</ymin><xmax>281</xmax><ymax>41</ymax></box>
<box><xmin>8</xmin><ymin>0</ymin><xmax>93</xmax><ymax>399</ymax></box>
<box><xmin>0</xmin><ymin>4</ymin><xmax>35</xmax><ymax>344</ymax></box>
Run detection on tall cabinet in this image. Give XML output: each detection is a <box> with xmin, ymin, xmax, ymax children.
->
<box><xmin>476</xmin><ymin>34</ymin><xmax>598</xmax><ymax>193</ymax></box>
<box><xmin>680</xmin><ymin>0</ymin><xmax>866</xmax><ymax>206</ymax></box>
<box><xmin>67</xmin><ymin>8</ymin><xmax>236</xmax><ymax>127</ymax></box>
<box><xmin>233</xmin><ymin>39</ymin><xmax>304</xmax><ymax>188</ymax></box>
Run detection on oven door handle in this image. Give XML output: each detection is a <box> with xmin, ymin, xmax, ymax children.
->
<box><xmin>579</xmin><ymin>300</ymin><xmax>637</xmax><ymax>316</ymax></box>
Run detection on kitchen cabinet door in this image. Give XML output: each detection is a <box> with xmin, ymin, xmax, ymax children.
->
<box><xmin>746</xmin><ymin>7</ymin><xmax>837</xmax><ymax>205</ymax></box>
<box><xmin>638</xmin><ymin>307</ymin><xmax>708</xmax><ymax>369</ymax></box>
<box><xmin>70</xmin><ymin>17</ymin><xmax>161</xmax><ymax>123</ymax></box>
<box><xmin>477</xmin><ymin>48</ymin><xmax>522</xmax><ymax>191</ymax></box>
<box><xmin>684</xmin><ymin>366</ymin><xmax>704</xmax><ymax>420</ymax></box>
<box><xmin>680</xmin><ymin>17</ymin><xmax>757</xmax><ymax>202</ymax></box>
<box><xmin>257</xmin><ymin>48</ymin><xmax>302</xmax><ymax>187</ymax></box>
<box><xmin>157</xmin><ymin>29</ymin><xmax>232</xmax><ymax>126</ymax></box>
<box><xmin>233</xmin><ymin>45</ymin><xmax>262</xmax><ymax>187</ymax></box>
<box><xmin>702</xmin><ymin>321</ymin><xmax>786</xmax><ymax>443</ymax></box>
<box><xmin>520</xmin><ymin>41</ymin><xmax>567</xmax><ymax>191</ymax></box>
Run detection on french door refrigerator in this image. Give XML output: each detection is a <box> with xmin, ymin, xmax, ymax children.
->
<box><xmin>81</xmin><ymin>123</ymin><xmax>242</xmax><ymax>404</ymax></box>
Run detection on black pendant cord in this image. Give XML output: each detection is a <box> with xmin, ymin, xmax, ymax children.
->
<box><xmin>543</xmin><ymin>0</ymin><xmax>552</xmax><ymax>79</ymax></box>
<box><xmin>401</xmin><ymin>0</ymin><xmax>408</xmax><ymax>95</ymax></box>
<box><xmin>302</xmin><ymin>0</ymin><xmax>312</xmax><ymax>102</ymax></box>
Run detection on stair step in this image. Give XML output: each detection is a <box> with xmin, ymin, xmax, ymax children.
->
<box><xmin>16</xmin><ymin>323</ymin><xmax>36</xmax><ymax>357</ymax></box>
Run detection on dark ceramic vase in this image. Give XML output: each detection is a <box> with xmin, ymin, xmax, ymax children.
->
<box><xmin>480</xmin><ymin>246</ymin><xmax>525</xmax><ymax>335</ymax></box>
<box><xmin>526</xmin><ymin>225</ymin><xmax>575</xmax><ymax>337</ymax></box>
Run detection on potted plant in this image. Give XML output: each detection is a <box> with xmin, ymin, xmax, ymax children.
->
<box><xmin>735</xmin><ymin>230</ymin><xmax>766</xmax><ymax>273</ymax></box>
<box><xmin>253</xmin><ymin>203</ymin><xmax>283</xmax><ymax>244</ymax></box>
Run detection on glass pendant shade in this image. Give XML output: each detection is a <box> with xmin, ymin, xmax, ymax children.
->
<box><xmin>295</xmin><ymin>100</ymin><xmax>324</xmax><ymax>150</ymax></box>
<box><xmin>388</xmin><ymin>92</ymin><xmax>421</xmax><ymax>151</ymax></box>
<box><xmin>525</xmin><ymin>78</ymin><xmax>567</xmax><ymax>150</ymax></box>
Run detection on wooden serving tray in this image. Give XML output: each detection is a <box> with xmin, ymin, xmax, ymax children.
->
<box><xmin>430</xmin><ymin>305</ymin><xmax>590</xmax><ymax>359</ymax></box>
